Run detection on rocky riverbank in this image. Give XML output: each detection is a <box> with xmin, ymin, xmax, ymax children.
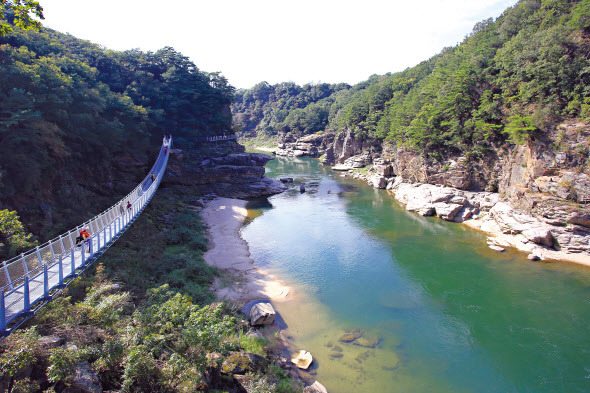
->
<box><xmin>335</xmin><ymin>168</ymin><xmax>590</xmax><ymax>266</ymax></box>
<box><xmin>266</xmin><ymin>122</ymin><xmax>590</xmax><ymax>266</ymax></box>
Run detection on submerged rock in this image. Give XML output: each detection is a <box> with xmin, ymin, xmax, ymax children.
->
<box><xmin>338</xmin><ymin>329</ymin><xmax>363</xmax><ymax>343</ymax></box>
<box><xmin>353</xmin><ymin>333</ymin><xmax>381</xmax><ymax>348</ymax></box>
<box><xmin>488</xmin><ymin>244</ymin><xmax>506</xmax><ymax>252</ymax></box>
<box><xmin>304</xmin><ymin>381</ymin><xmax>329</xmax><ymax>393</ymax></box>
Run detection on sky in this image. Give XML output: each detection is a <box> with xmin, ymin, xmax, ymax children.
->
<box><xmin>42</xmin><ymin>0</ymin><xmax>519</xmax><ymax>89</ymax></box>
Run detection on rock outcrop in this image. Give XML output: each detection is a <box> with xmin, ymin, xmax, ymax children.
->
<box><xmin>167</xmin><ymin>148</ymin><xmax>286</xmax><ymax>198</ymax></box>
<box><xmin>273</xmin><ymin>122</ymin><xmax>590</xmax><ymax>262</ymax></box>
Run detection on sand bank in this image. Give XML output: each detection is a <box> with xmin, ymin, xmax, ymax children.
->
<box><xmin>201</xmin><ymin>197</ymin><xmax>290</xmax><ymax>302</ymax></box>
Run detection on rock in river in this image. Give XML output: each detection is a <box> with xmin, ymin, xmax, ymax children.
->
<box><xmin>292</xmin><ymin>350</ymin><xmax>314</xmax><ymax>370</ymax></box>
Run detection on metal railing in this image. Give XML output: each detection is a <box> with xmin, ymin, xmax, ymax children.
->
<box><xmin>0</xmin><ymin>137</ymin><xmax>172</xmax><ymax>337</ymax></box>
<box><xmin>205</xmin><ymin>134</ymin><xmax>237</xmax><ymax>142</ymax></box>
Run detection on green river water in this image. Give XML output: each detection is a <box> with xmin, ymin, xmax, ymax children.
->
<box><xmin>240</xmin><ymin>154</ymin><xmax>590</xmax><ymax>393</ymax></box>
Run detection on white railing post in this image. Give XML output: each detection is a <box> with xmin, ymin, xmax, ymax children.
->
<box><xmin>0</xmin><ymin>291</ymin><xmax>6</xmax><ymax>333</ymax></box>
<box><xmin>70</xmin><ymin>248</ymin><xmax>75</xmax><ymax>277</ymax></box>
<box><xmin>59</xmin><ymin>235</ymin><xmax>66</xmax><ymax>253</ymax></box>
<box><xmin>58</xmin><ymin>255</ymin><xmax>64</xmax><ymax>285</ymax></box>
<box><xmin>23</xmin><ymin>276</ymin><xmax>30</xmax><ymax>313</ymax></box>
<box><xmin>35</xmin><ymin>246</ymin><xmax>42</xmax><ymax>265</ymax></box>
<box><xmin>21</xmin><ymin>255</ymin><xmax>29</xmax><ymax>278</ymax></box>
<box><xmin>43</xmin><ymin>265</ymin><xmax>49</xmax><ymax>300</ymax></box>
<box><xmin>3</xmin><ymin>261</ymin><xmax>12</xmax><ymax>290</ymax></box>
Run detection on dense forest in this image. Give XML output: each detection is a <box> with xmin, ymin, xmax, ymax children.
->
<box><xmin>233</xmin><ymin>0</ymin><xmax>590</xmax><ymax>159</ymax></box>
<box><xmin>0</xmin><ymin>20</ymin><xmax>235</xmax><ymax>259</ymax></box>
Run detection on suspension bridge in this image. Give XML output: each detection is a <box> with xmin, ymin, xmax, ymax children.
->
<box><xmin>0</xmin><ymin>137</ymin><xmax>172</xmax><ymax>338</ymax></box>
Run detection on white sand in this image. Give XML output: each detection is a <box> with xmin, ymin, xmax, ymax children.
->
<box><xmin>201</xmin><ymin>197</ymin><xmax>290</xmax><ymax>303</ymax></box>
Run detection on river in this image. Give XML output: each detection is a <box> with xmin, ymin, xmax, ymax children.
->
<box><xmin>241</xmin><ymin>154</ymin><xmax>590</xmax><ymax>393</ymax></box>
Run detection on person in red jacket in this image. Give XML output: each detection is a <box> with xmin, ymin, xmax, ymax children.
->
<box><xmin>76</xmin><ymin>227</ymin><xmax>91</xmax><ymax>247</ymax></box>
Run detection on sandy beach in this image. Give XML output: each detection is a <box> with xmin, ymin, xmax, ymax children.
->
<box><xmin>201</xmin><ymin>197</ymin><xmax>291</xmax><ymax>303</ymax></box>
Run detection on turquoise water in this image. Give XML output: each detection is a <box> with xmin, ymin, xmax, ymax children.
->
<box><xmin>241</xmin><ymin>155</ymin><xmax>590</xmax><ymax>393</ymax></box>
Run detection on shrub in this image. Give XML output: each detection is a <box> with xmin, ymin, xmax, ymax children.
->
<box><xmin>0</xmin><ymin>327</ymin><xmax>42</xmax><ymax>378</ymax></box>
<box><xmin>47</xmin><ymin>347</ymin><xmax>80</xmax><ymax>383</ymax></box>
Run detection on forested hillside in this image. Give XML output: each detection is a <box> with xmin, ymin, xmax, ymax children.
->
<box><xmin>233</xmin><ymin>0</ymin><xmax>590</xmax><ymax>158</ymax></box>
<box><xmin>0</xmin><ymin>24</ymin><xmax>234</xmax><ymax>259</ymax></box>
<box><xmin>232</xmin><ymin>81</ymin><xmax>351</xmax><ymax>139</ymax></box>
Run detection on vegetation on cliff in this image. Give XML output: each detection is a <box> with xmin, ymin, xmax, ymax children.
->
<box><xmin>233</xmin><ymin>0</ymin><xmax>590</xmax><ymax>160</ymax></box>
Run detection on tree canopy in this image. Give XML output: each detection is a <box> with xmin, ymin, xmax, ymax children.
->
<box><xmin>0</xmin><ymin>0</ymin><xmax>44</xmax><ymax>36</ymax></box>
<box><xmin>233</xmin><ymin>0</ymin><xmax>590</xmax><ymax>159</ymax></box>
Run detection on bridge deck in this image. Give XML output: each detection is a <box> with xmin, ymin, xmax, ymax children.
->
<box><xmin>0</xmin><ymin>137</ymin><xmax>172</xmax><ymax>337</ymax></box>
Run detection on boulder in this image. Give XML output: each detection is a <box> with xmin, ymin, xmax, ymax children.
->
<box><xmin>280</xmin><ymin>177</ymin><xmax>294</xmax><ymax>183</ymax></box>
<box><xmin>332</xmin><ymin>164</ymin><xmax>352</xmax><ymax>171</ymax></box>
<box><xmin>353</xmin><ymin>333</ymin><xmax>381</xmax><ymax>348</ymax></box>
<box><xmin>454</xmin><ymin>206</ymin><xmax>473</xmax><ymax>223</ymax></box>
<box><xmin>291</xmin><ymin>350</ymin><xmax>313</xmax><ymax>370</ymax></box>
<box><xmin>304</xmin><ymin>381</ymin><xmax>329</xmax><ymax>393</ymax></box>
<box><xmin>62</xmin><ymin>362</ymin><xmax>102</xmax><ymax>393</ymax></box>
<box><xmin>221</xmin><ymin>352</ymin><xmax>269</xmax><ymax>374</ymax></box>
<box><xmin>434</xmin><ymin>203</ymin><xmax>464</xmax><ymax>221</ymax></box>
<box><xmin>528</xmin><ymin>253</ymin><xmax>542</xmax><ymax>261</ymax></box>
<box><xmin>374</xmin><ymin>164</ymin><xmax>393</xmax><ymax>177</ymax></box>
<box><xmin>338</xmin><ymin>329</ymin><xmax>363</xmax><ymax>343</ymax></box>
<box><xmin>568</xmin><ymin>212</ymin><xmax>590</xmax><ymax>228</ymax></box>
<box><xmin>522</xmin><ymin>227</ymin><xmax>554</xmax><ymax>247</ymax></box>
<box><xmin>488</xmin><ymin>244</ymin><xmax>505</xmax><ymax>252</ymax></box>
<box><xmin>249</xmin><ymin>302</ymin><xmax>276</xmax><ymax>326</ymax></box>
<box><xmin>369</xmin><ymin>174</ymin><xmax>388</xmax><ymax>189</ymax></box>
<box><xmin>38</xmin><ymin>335</ymin><xmax>66</xmax><ymax>348</ymax></box>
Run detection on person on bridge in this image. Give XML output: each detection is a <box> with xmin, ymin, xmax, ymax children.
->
<box><xmin>150</xmin><ymin>173</ymin><xmax>156</xmax><ymax>183</ymax></box>
<box><xmin>76</xmin><ymin>227</ymin><xmax>91</xmax><ymax>248</ymax></box>
<box><xmin>119</xmin><ymin>202</ymin><xmax>125</xmax><ymax>215</ymax></box>
<box><xmin>126</xmin><ymin>201</ymin><xmax>132</xmax><ymax>218</ymax></box>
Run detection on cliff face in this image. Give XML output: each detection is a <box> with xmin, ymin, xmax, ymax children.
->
<box><xmin>275</xmin><ymin>124</ymin><xmax>590</xmax><ymax>258</ymax></box>
<box><xmin>166</xmin><ymin>142</ymin><xmax>286</xmax><ymax>199</ymax></box>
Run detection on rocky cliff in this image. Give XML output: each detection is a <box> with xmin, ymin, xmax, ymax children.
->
<box><xmin>270</xmin><ymin>124</ymin><xmax>590</xmax><ymax>262</ymax></box>
<box><xmin>166</xmin><ymin>142</ymin><xmax>286</xmax><ymax>199</ymax></box>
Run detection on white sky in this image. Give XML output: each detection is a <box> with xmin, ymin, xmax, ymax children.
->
<box><xmin>41</xmin><ymin>0</ymin><xmax>518</xmax><ymax>89</ymax></box>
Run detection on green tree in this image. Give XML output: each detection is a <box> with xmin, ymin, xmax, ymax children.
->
<box><xmin>0</xmin><ymin>209</ymin><xmax>36</xmax><ymax>259</ymax></box>
<box><xmin>0</xmin><ymin>0</ymin><xmax>44</xmax><ymax>36</ymax></box>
